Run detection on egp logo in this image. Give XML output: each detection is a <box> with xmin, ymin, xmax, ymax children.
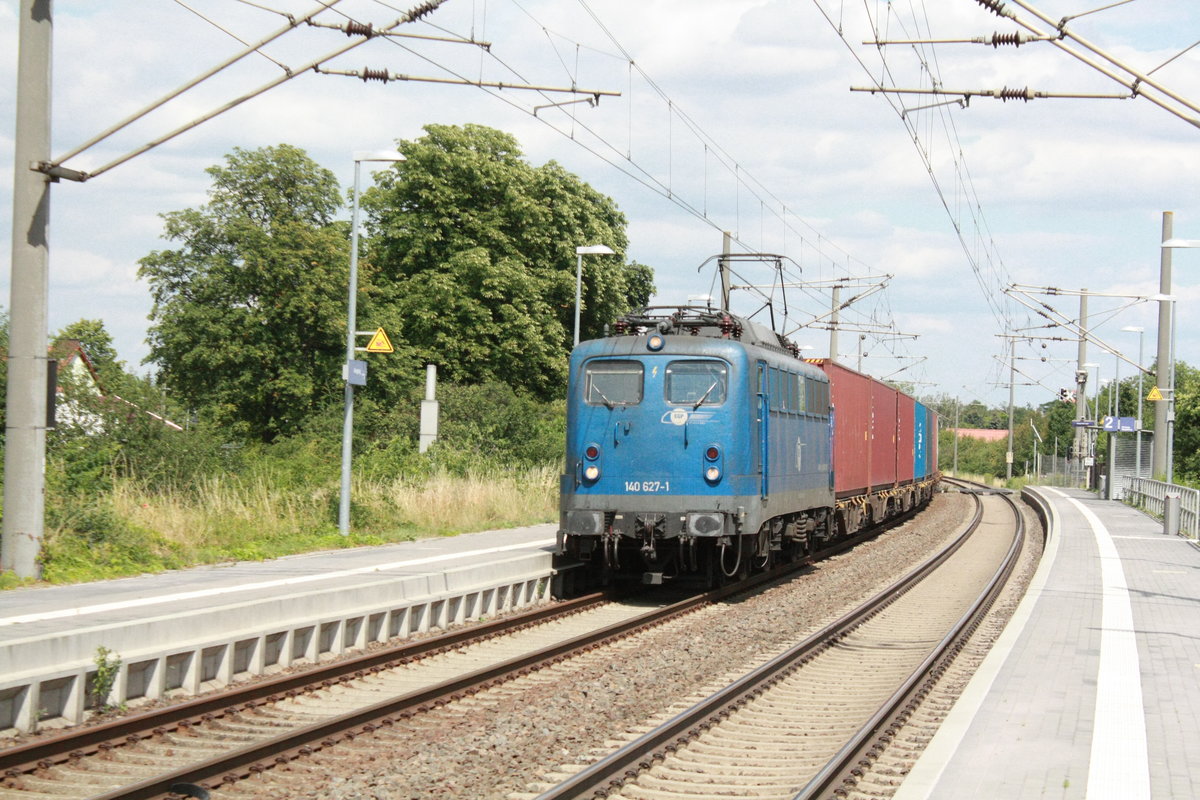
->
<box><xmin>668</xmin><ymin>408</ymin><xmax>689</xmax><ymax>426</ymax></box>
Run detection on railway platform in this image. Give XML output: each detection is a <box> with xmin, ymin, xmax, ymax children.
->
<box><xmin>896</xmin><ymin>485</ymin><xmax>1200</xmax><ymax>800</ymax></box>
<box><xmin>0</xmin><ymin>523</ymin><xmax>556</xmax><ymax>734</ymax></box>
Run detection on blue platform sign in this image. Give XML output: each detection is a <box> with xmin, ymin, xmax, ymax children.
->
<box><xmin>1101</xmin><ymin>416</ymin><xmax>1136</xmax><ymax>432</ymax></box>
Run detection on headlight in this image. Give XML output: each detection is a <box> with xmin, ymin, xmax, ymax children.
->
<box><xmin>647</xmin><ymin>334</ymin><xmax>664</xmax><ymax>351</ymax></box>
<box><xmin>584</xmin><ymin>464</ymin><xmax>601</xmax><ymax>482</ymax></box>
<box><xmin>705</xmin><ymin>466</ymin><xmax>721</xmax><ymax>482</ymax></box>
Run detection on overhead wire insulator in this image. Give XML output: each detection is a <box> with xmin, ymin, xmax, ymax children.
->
<box><xmin>407</xmin><ymin>2</ymin><xmax>443</xmax><ymax>22</ymax></box>
<box><xmin>361</xmin><ymin>68</ymin><xmax>390</xmax><ymax>83</ymax></box>
<box><xmin>974</xmin><ymin>0</ymin><xmax>1009</xmax><ymax>15</ymax></box>
<box><xmin>988</xmin><ymin>32</ymin><xmax>1027</xmax><ymax>48</ymax></box>
<box><xmin>997</xmin><ymin>86</ymin><xmax>1035</xmax><ymax>102</ymax></box>
<box><xmin>344</xmin><ymin>21</ymin><xmax>374</xmax><ymax>38</ymax></box>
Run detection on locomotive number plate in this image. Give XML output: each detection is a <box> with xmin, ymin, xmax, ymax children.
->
<box><xmin>625</xmin><ymin>480</ymin><xmax>670</xmax><ymax>492</ymax></box>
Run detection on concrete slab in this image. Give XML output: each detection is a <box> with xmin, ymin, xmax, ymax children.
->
<box><xmin>0</xmin><ymin>524</ymin><xmax>557</xmax><ymax>733</ymax></box>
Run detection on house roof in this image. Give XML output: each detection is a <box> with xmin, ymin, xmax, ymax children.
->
<box><xmin>49</xmin><ymin>339</ymin><xmax>183</xmax><ymax>431</ymax></box>
<box><xmin>953</xmin><ymin>427</ymin><xmax>1009</xmax><ymax>442</ymax></box>
<box><xmin>51</xmin><ymin>339</ymin><xmax>104</xmax><ymax>391</ymax></box>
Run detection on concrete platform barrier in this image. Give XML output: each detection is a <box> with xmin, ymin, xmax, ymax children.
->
<box><xmin>0</xmin><ymin>550</ymin><xmax>554</xmax><ymax>734</ymax></box>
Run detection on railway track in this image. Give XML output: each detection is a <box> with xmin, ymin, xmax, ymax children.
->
<box><xmin>0</xmin><ymin>490</ymin><xmax>981</xmax><ymax>799</ymax></box>
<box><xmin>0</xmin><ymin>536</ymin><xmax>850</xmax><ymax>799</ymax></box>
<box><xmin>530</xmin><ymin>482</ymin><xmax>1024</xmax><ymax>800</ymax></box>
<box><xmin>0</xmin><ymin>589</ymin><xmax>696</xmax><ymax>800</ymax></box>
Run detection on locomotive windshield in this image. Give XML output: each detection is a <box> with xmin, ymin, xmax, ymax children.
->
<box><xmin>584</xmin><ymin>360</ymin><xmax>644</xmax><ymax>406</ymax></box>
<box><xmin>666</xmin><ymin>360</ymin><xmax>728</xmax><ymax>406</ymax></box>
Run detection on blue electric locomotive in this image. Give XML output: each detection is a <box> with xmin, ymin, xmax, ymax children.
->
<box><xmin>557</xmin><ymin>306</ymin><xmax>836</xmax><ymax>584</ymax></box>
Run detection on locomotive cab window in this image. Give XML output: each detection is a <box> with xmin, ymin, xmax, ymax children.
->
<box><xmin>584</xmin><ymin>360</ymin><xmax>643</xmax><ymax>406</ymax></box>
<box><xmin>666</xmin><ymin>360</ymin><xmax>728</xmax><ymax>406</ymax></box>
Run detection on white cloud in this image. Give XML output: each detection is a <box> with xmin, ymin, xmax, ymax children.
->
<box><xmin>4</xmin><ymin>0</ymin><xmax>1200</xmax><ymax>408</ymax></box>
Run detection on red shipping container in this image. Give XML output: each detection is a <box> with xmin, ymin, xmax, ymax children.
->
<box><xmin>817</xmin><ymin>360</ymin><xmax>931</xmax><ymax>496</ymax></box>
<box><xmin>870</xmin><ymin>380</ymin><xmax>898</xmax><ymax>491</ymax></box>
<box><xmin>816</xmin><ymin>360</ymin><xmax>872</xmax><ymax>498</ymax></box>
<box><xmin>896</xmin><ymin>392</ymin><xmax>915</xmax><ymax>485</ymax></box>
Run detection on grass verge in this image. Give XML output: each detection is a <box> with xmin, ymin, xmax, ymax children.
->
<box><xmin>11</xmin><ymin>465</ymin><xmax>558</xmax><ymax>587</ymax></box>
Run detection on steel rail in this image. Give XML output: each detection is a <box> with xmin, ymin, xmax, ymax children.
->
<box><xmin>794</xmin><ymin>487</ymin><xmax>1026</xmax><ymax>798</ymax></box>
<box><xmin>533</xmin><ymin>486</ymin><xmax>987</xmax><ymax>800</ymax></box>
<box><xmin>97</xmin><ymin>572</ymin><xmax>791</xmax><ymax>800</ymax></box>
<box><xmin>0</xmin><ymin>592</ymin><xmax>606</xmax><ymax>777</ymax></box>
<box><xmin>2</xmin><ymin>498</ymin><xmax>935</xmax><ymax>798</ymax></box>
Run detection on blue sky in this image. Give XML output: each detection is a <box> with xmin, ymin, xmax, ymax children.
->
<box><xmin>2</xmin><ymin>0</ymin><xmax>1199</xmax><ymax>411</ymax></box>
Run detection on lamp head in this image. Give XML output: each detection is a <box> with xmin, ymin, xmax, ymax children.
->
<box><xmin>353</xmin><ymin>150</ymin><xmax>405</xmax><ymax>163</ymax></box>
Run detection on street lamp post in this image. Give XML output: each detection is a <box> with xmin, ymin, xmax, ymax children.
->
<box><xmin>1113</xmin><ymin>355</ymin><xmax>1119</xmax><ymax>419</ymax></box>
<box><xmin>1161</xmin><ymin>236</ymin><xmax>1200</xmax><ymax>485</ymax></box>
<box><xmin>574</xmin><ymin>244</ymin><xmax>615</xmax><ymax>347</ymax></box>
<box><xmin>1121</xmin><ymin>325</ymin><xmax>1145</xmax><ymax>478</ymax></box>
<box><xmin>339</xmin><ymin>150</ymin><xmax>404</xmax><ymax>537</ymax></box>
<box><xmin>1083</xmin><ymin>363</ymin><xmax>1099</xmax><ymax>419</ymax></box>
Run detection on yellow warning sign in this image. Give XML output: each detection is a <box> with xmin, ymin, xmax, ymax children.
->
<box><xmin>1147</xmin><ymin>386</ymin><xmax>1164</xmax><ymax>402</ymax></box>
<box><xmin>365</xmin><ymin>327</ymin><xmax>393</xmax><ymax>354</ymax></box>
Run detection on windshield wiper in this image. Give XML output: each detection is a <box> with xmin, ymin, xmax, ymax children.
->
<box><xmin>592</xmin><ymin>387</ymin><xmax>615</xmax><ymax>410</ymax></box>
<box><xmin>693</xmin><ymin>380</ymin><xmax>720</xmax><ymax>411</ymax></box>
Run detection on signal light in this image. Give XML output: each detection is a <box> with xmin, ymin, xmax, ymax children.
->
<box><xmin>703</xmin><ymin>443</ymin><xmax>722</xmax><ymax>484</ymax></box>
<box><xmin>583</xmin><ymin>442</ymin><xmax>601</xmax><ymax>484</ymax></box>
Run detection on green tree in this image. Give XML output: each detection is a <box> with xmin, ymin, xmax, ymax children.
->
<box><xmin>1171</xmin><ymin>362</ymin><xmax>1200</xmax><ymax>480</ymax></box>
<box><xmin>364</xmin><ymin>124</ymin><xmax>653</xmax><ymax>399</ymax></box>
<box><xmin>1041</xmin><ymin>397</ymin><xmax>1079</xmax><ymax>458</ymax></box>
<box><xmin>138</xmin><ymin>145</ymin><xmax>349</xmax><ymax>441</ymax></box>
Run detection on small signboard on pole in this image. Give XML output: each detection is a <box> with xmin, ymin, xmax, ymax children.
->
<box><xmin>344</xmin><ymin>359</ymin><xmax>368</xmax><ymax>387</ymax></box>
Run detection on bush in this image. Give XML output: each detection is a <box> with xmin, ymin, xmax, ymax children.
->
<box><xmin>9</xmin><ymin>379</ymin><xmax>566</xmax><ymax>585</ymax></box>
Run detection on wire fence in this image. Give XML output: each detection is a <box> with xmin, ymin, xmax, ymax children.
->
<box><xmin>1036</xmin><ymin>455</ymin><xmax>1088</xmax><ymax>487</ymax></box>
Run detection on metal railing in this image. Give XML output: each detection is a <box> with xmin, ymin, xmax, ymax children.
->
<box><xmin>1122</xmin><ymin>476</ymin><xmax>1200</xmax><ymax>541</ymax></box>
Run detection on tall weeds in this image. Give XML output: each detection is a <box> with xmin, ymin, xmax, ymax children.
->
<box><xmin>99</xmin><ymin>465</ymin><xmax>558</xmax><ymax>572</ymax></box>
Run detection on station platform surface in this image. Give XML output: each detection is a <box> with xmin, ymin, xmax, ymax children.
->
<box><xmin>896</xmin><ymin>486</ymin><xmax>1200</xmax><ymax>800</ymax></box>
<box><xmin>0</xmin><ymin>523</ymin><xmax>557</xmax><ymax>732</ymax></box>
